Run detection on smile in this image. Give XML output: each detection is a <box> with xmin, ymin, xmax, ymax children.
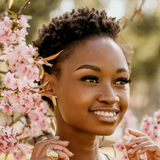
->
<box><xmin>93</xmin><ymin>111</ymin><xmax>116</xmax><ymax>117</ymax></box>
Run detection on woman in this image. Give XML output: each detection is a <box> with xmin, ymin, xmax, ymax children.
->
<box><xmin>31</xmin><ymin>8</ymin><xmax>160</xmax><ymax>160</ymax></box>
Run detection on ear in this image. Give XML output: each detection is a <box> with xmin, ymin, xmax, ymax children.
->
<box><xmin>40</xmin><ymin>72</ymin><xmax>57</xmax><ymax>96</ymax></box>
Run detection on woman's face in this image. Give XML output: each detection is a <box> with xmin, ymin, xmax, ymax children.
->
<box><xmin>53</xmin><ymin>37</ymin><xmax>130</xmax><ymax>136</ymax></box>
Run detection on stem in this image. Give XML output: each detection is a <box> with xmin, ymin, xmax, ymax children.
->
<box><xmin>122</xmin><ymin>0</ymin><xmax>145</xmax><ymax>30</ymax></box>
<box><xmin>0</xmin><ymin>87</ymin><xmax>12</xmax><ymax>90</ymax></box>
<box><xmin>0</xmin><ymin>71</ymin><xmax>7</xmax><ymax>74</ymax></box>
<box><xmin>8</xmin><ymin>113</ymin><xmax>26</xmax><ymax>127</ymax></box>
<box><xmin>16</xmin><ymin>0</ymin><xmax>32</xmax><ymax>18</ymax></box>
<box><xmin>4</xmin><ymin>0</ymin><xmax>9</xmax><ymax>17</ymax></box>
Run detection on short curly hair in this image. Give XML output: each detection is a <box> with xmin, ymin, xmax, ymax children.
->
<box><xmin>33</xmin><ymin>7</ymin><xmax>133</xmax><ymax>109</ymax></box>
<box><xmin>33</xmin><ymin>7</ymin><xmax>133</xmax><ymax>76</ymax></box>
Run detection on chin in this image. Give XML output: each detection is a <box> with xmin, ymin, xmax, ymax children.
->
<box><xmin>95</xmin><ymin>127</ymin><xmax>116</xmax><ymax>136</ymax></box>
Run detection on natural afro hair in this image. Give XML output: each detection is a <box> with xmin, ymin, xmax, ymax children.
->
<box><xmin>33</xmin><ymin>7</ymin><xmax>133</xmax><ymax>76</ymax></box>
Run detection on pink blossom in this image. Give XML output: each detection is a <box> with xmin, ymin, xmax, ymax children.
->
<box><xmin>13</xmin><ymin>143</ymin><xmax>32</xmax><ymax>159</ymax></box>
<box><xmin>13</xmin><ymin>152</ymin><xmax>23</xmax><ymax>159</ymax></box>
<box><xmin>0</xmin><ymin>126</ymin><xmax>19</xmax><ymax>154</ymax></box>
<box><xmin>19</xmin><ymin>16</ymin><xmax>30</xmax><ymax>29</ymax></box>
<box><xmin>154</xmin><ymin>110</ymin><xmax>160</xmax><ymax>121</ymax></box>
<box><xmin>0</xmin><ymin>100</ymin><xmax>15</xmax><ymax>115</ymax></box>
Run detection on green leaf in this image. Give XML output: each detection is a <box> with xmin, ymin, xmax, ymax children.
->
<box><xmin>19</xmin><ymin>136</ymin><xmax>30</xmax><ymax>143</ymax></box>
<box><xmin>31</xmin><ymin>80</ymin><xmax>50</xmax><ymax>89</ymax></box>
<box><xmin>5</xmin><ymin>152</ymin><xmax>9</xmax><ymax>160</ymax></box>
<box><xmin>39</xmin><ymin>65</ymin><xmax>44</xmax><ymax>79</ymax></box>
<box><xmin>44</xmin><ymin>50</ymin><xmax>62</xmax><ymax>61</ymax></box>
<box><xmin>8</xmin><ymin>10</ymin><xmax>17</xmax><ymax>20</ymax></box>
<box><xmin>51</xmin><ymin>119</ymin><xmax>55</xmax><ymax>132</ymax></box>
<box><xmin>8</xmin><ymin>0</ymin><xmax>14</xmax><ymax>9</ymax></box>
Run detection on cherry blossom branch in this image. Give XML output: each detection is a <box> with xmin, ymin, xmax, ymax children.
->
<box><xmin>8</xmin><ymin>113</ymin><xmax>26</xmax><ymax>127</ymax></box>
<box><xmin>121</xmin><ymin>0</ymin><xmax>145</xmax><ymax>30</ymax></box>
<box><xmin>16</xmin><ymin>0</ymin><xmax>32</xmax><ymax>18</ymax></box>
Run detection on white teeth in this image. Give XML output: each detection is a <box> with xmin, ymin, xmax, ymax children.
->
<box><xmin>93</xmin><ymin>111</ymin><xmax>116</xmax><ymax>117</ymax></box>
<box><xmin>105</xmin><ymin>112</ymin><xmax>109</xmax><ymax>116</ymax></box>
<box><xmin>97</xmin><ymin>111</ymin><xmax>100</xmax><ymax>115</ymax></box>
<box><xmin>101</xmin><ymin>111</ymin><xmax>105</xmax><ymax>116</ymax></box>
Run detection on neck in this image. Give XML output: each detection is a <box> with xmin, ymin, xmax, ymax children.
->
<box><xmin>55</xmin><ymin>119</ymin><xmax>101</xmax><ymax>160</ymax></box>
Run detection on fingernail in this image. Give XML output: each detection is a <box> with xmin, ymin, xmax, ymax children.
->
<box><xmin>127</xmin><ymin>128</ymin><xmax>133</xmax><ymax>132</ymax></box>
<box><xmin>70</xmin><ymin>153</ymin><xmax>74</xmax><ymax>156</ymax></box>
<box><xmin>68</xmin><ymin>151</ymin><xmax>74</xmax><ymax>157</ymax></box>
<box><xmin>64</xmin><ymin>141</ymin><xmax>70</xmax><ymax>143</ymax></box>
<box><xmin>128</xmin><ymin>149</ymin><xmax>133</xmax><ymax>153</ymax></box>
<box><xmin>54</xmin><ymin>136</ymin><xmax>60</xmax><ymax>139</ymax></box>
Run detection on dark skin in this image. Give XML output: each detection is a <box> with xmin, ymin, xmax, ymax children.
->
<box><xmin>30</xmin><ymin>37</ymin><xmax>160</xmax><ymax>160</ymax></box>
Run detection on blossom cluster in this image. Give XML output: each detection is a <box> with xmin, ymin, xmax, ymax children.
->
<box><xmin>0</xmin><ymin>15</ymin><xmax>53</xmax><ymax>159</ymax></box>
<box><xmin>114</xmin><ymin>110</ymin><xmax>160</xmax><ymax>159</ymax></box>
<box><xmin>0</xmin><ymin>16</ymin><xmax>29</xmax><ymax>46</ymax></box>
<box><xmin>0</xmin><ymin>126</ymin><xmax>18</xmax><ymax>154</ymax></box>
<box><xmin>141</xmin><ymin>110</ymin><xmax>160</xmax><ymax>141</ymax></box>
<box><xmin>114</xmin><ymin>135</ymin><xmax>132</xmax><ymax>159</ymax></box>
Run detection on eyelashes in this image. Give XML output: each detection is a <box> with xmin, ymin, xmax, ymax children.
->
<box><xmin>81</xmin><ymin>75</ymin><xmax>98</xmax><ymax>83</ymax></box>
<box><xmin>81</xmin><ymin>75</ymin><xmax>131</xmax><ymax>85</ymax></box>
<box><xmin>114</xmin><ymin>78</ymin><xmax>131</xmax><ymax>85</ymax></box>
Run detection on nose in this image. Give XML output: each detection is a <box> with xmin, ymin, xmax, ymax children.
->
<box><xmin>97</xmin><ymin>83</ymin><xmax>119</xmax><ymax>105</ymax></box>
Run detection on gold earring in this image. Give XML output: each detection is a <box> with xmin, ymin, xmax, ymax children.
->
<box><xmin>52</xmin><ymin>95</ymin><xmax>57</xmax><ymax>106</ymax></box>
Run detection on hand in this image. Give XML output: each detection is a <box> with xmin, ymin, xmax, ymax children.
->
<box><xmin>124</xmin><ymin>129</ymin><xmax>160</xmax><ymax>160</ymax></box>
<box><xmin>30</xmin><ymin>136</ymin><xmax>74</xmax><ymax>160</ymax></box>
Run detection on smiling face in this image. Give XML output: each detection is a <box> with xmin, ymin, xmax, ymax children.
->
<box><xmin>53</xmin><ymin>37</ymin><xmax>130</xmax><ymax>136</ymax></box>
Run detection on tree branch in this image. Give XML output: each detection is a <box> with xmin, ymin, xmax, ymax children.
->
<box><xmin>4</xmin><ymin>0</ymin><xmax>9</xmax><ymax>17</ymax></box>
<box><xmin>121</xmin><ymin>0</ymin><xmax>145</xmax><ymax>30</ymax></box>
<box><xmin>16</xmin><ymin>0</ymin><xmax>32</xmax><ymax>18</ymax></box>
<box><xmin>8</xmin><ymin>113</ymin><xmax>26</xmax><ymax>127</ymax></box>
<box><xmin>0</xmin><ymin>71</ymin><xmax>7</xmax><ymax>74</ymax></box>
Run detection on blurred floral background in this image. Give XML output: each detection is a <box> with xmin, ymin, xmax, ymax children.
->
<box><xmin>0</xmin><ymin>0</ymin><xmax>160</xmax><ymax>159</ymax></box>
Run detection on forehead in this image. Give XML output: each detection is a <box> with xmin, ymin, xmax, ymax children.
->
<box><xmin>62</xmin><ymin>37</ymin><xmax>128</xmax><ymax>72</ymax></box>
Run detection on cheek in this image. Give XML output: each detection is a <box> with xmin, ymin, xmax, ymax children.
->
<box><xmin>119</xmin><ymin>86</ymin><xmax>130</xmax><ymax>117</ymax></box>
<box><xmin>57</xmin><ymin>83</ymin><xmax>95</xmax><ymax>123</ymax></box>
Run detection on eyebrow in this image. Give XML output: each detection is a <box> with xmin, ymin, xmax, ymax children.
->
<box><xmin>75</xmin><ymin>65</ymin><xmax>101</xmax><ymax>72</ymax></box>
<box><xmin>116</xmin><ymin>68</ymin><xmax>128</xmax><ymax>73</ymax></box>
<box><xmin>75</xmin><ymin>64</ymin><xmax>128</xmax><ymax>73</ymax></box>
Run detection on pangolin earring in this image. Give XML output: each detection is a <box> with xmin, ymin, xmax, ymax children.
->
<box><xmin>52</xmin><ymin>95</ymin><xmax>57</xmax><ymax>106</ymax></box>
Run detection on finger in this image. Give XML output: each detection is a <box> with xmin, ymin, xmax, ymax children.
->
<box><xmin>36</xmin><ymin>149</ymin><xmax>71</xmax><ymax>160</ymax></box>
<box><xmin>32</xmin><ymin>136</ymin><xmax>60</xmax><ymax>157</ymax></box>
<box><xmin>125</xmin><ymin>136</ymin><xmax>151</xmax><ymax>148</ymax></box>
<box><xmin>52</xmin><ymin>140</ymin><xmax>70</xmax><ymax>147</ymax></box>
<box><xmin>33</xmin><ymin>140</ymin><xmax>70</xmax><ymax>157</ymax></box>
<box><xmin>55</xmin><ymin>149</ymin><xmax>70</xmax><ymax>160</ymax></box>
<box><xmin>127</xmin><ymin>128</ymin><xmax>148</xmax><ymax>137</ymax></box>
<box><xmin>127</xmin><ymin>140</ymin><xmax>151</xmax><ymax>155</ymax></box>
<box><xmin>41</xmin><ymin>143</ymin><xmax>73</xmax><ymax>157</ymax></box>
<box><xmin>135</xmin><ymin>144</ymin><xmax>160</xmax><ymax>157</ymax></box>
<box><xmin>42</xmin><ymin>136</ymin><xmax>60</xmax><ymax>141</ymax></box>
<box><xmin>41</xmin><ymin>157</ymin><xmax>52</xmax><ymax>160</ymax></box>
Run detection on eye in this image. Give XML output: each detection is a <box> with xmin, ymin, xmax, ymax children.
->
<box><xmin>114</xmin><ymin>78</ymin><xmax>131</xmax><ymax>85</ymax></box>
<box><xmin>81</xmin><ymin>75</ymin><xmax>98</xmax><ymax>84</ymax></box>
